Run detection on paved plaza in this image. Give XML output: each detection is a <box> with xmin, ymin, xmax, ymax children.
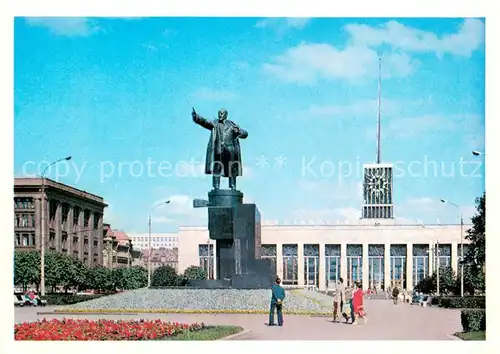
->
<box><xmin>15</xmin><ymin>299</ymin><xmax>463</xmax><ymax>340</ymax></box>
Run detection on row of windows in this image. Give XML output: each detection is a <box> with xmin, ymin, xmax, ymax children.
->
<box><xmin>14</xmin><ymin>198</ymin><xmax>35</xmax><ymax>209</ymax></box>
<box><xmin>14</xmin><ymin>198</ymin><xmax>102</xmax><ymax>230</ymax></box>
<box><xmin>132</xmin><ymin>237</ymin><xmax>178</xmax><ymax>242</ymax></box>
<box><xmin>15</xmin><ymin>233</ymin><xmax>35</xmax><ymax>247</ymax></box>
<box><xmin>14</xmin><ymin>214</ymin><xmax>36</xmax><ymax>228</ymax></box>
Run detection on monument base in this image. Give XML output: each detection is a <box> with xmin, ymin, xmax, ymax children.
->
<box><xmin>208</xmin><ymin>188</ymin><xmax>243</xmax><ymax>208</ymax></box>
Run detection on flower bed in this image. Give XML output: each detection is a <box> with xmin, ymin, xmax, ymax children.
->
<box><xmin>15</xmin><ymin>318</ymin><xmax>204</xmax><ymax>341</ymax></box>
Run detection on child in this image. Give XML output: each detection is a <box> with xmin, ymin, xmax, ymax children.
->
<box><xmin>341</xmin><ymin>298</ymin><xmax>352</xmax><ymax>323</ymax></box>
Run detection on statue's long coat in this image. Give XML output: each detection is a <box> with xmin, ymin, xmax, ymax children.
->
<box><xmin>193</xmin><ymin>114</ymin><xmax>248</xmax><ymax>177</ymax></box>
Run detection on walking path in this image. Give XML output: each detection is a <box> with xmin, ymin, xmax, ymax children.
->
<box><xmin>15</xmin><ymin>299</ymin><xmax>462</xmax><ymax>340</ymax></box>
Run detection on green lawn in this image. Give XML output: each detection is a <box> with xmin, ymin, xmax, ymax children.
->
<box><xmin>165</xmin><ymin>326</ymin><xmax>244</xmax><ymax>340</ymax></box>
<box><xmin>454</xmin><ymin>331</ymin><xmax>486</xmax><ymax>341</ymax></box>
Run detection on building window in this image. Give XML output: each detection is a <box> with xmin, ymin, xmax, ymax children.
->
<box><xmin>73</xmin><ymin>236</ymin><xmax>78</xmax><ymax>245</ymax></box>
<box><xmin>93</xmin><ymin>239</ymin><xmax>98</xmax><ymax>247</ymax></box>
<box><xmin>31</xmin><ymin>214</ymin><xmax>36</xmax><ymax>227</ymax></box>
<box><xmin>22</xmin><ymin>234</ymin><xmax>29</xmax><ymax>246</ymax></box>
<box><xmin>21</xmin><ymin>214</ymin><xmax>29</xmax><ymax>227</ymax></box>
<box><xmin>93</xmin><ymin>213</ymin><xmax>100</xmax><ymax>230</ymax></box>
<box><xmin>73</xmin><ymin>207</ymin><xmax>80</xmax><ymax>226</ymax></box>
<box><xmin>282</xmin><ymin>244</ymin><xmax>298</xmax><ymax>285</ymax></box>
<box><xmin>84</xmin><ymin>238</ymin><xmax>89</xmax><ymax>245</ymax></box>
<box><xmin>15</xmin><ymin>233</ymin><xmax>21</xmax><ymax>246</ymax></box>
<box><xmin>84</xmin><ymin>210</ymin><xmax>90</xmax><ymax>227</ymax></box>
<box><xmin>30</xmin><ymin>234</ymin><xmax>35</xmax><ymax>246</ymax></box>
<box><xmin>49</xmin><ymin>200</ymin><xmax>57</xmax><ymax>221</ymax></box>
<box><xmin>62</xmin><ymin>234</ymin><xmax>68</xmax><ymax>248</ymax></box>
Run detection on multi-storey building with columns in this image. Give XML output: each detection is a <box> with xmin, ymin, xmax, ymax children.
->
<box><xmin>14</xmin><ymin>177</ymin><xmax>108</xmax><ymax>267</ymax></box>
<box><xmin>177</xmin><ymin>219</ymin><xmax>470</xmax><ymax>291</ymax></box>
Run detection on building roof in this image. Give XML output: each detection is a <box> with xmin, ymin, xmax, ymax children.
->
<box><xmin>108</xmin><ymin>230</ymin><xmax>130</xmax><ymax>242</ymax></box>
<box><xmin>14</xmin><ymin>177</ymin><xmax>107</xmax><ymax>207</ymax></box>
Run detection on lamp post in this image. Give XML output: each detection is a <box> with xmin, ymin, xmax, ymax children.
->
<box><xmin>441</xmin><ymin>199</ymin><xmax>464</xmax><ymax>297</ymax></box>
<box><xmin>40</xmin><ymin>156</ymin><xmax>72</xmax><ymax>296</ymax></box>
<box><xmin>420</xmin><ymin>224</ymin><xmax>440</xmax><ymax>295</ymax></box>
<box><xmin>148</xmin><ymin>200</ymin><xmax>170</xmax><ymax>287</ymax></box>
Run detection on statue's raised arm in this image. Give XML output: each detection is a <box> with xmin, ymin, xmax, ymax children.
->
<box><xmin>192</xmin><ymin>107</ymin><xmax>214</xmax><ymax>130</ymax></box>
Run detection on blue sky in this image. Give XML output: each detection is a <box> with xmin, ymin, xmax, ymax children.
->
<box><xmin>14</xmin><ymin>17</ymin><xmax>485</xmax><ymax>232</ymax></box>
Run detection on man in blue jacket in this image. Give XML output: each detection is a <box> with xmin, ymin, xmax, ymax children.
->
<box><xmin>269</xmin><ymin>277</ymin><xmax>285</xmax><ymax>326</ymax></box>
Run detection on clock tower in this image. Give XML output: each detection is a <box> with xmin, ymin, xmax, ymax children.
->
<box><xmin>361</xmin><ymin>54</ymin><xmax>394</xmax><ymax>219</ymax></box>
<box><xmin>362</xmin><ymin>163</ymin><xmax>394</xmax><ymax>219</ymax></box>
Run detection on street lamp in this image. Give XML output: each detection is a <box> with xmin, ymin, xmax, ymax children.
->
<box><xmin>148</xmin><ymin>200</ymin><xmax>170</xmax><ymax>287</ymax></box>
<box><xmin>441</xmin><ymin>199</ymin><xmax>464</xmax><ymax>297</ymax></box>
<box><xmin>420</xmin><ymin>224</ymin><xmax>440</xmax><ymax>295</ymax></box>
<box><xmin>40</xmin><ymin>156</ymin><xmax>72</xmax><ymax>296</ymax></box>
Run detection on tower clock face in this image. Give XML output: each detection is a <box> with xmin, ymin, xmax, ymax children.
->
<box><xmin>367</xmin><ymin>172</ymin><xmax>390</xmax><ymax>197</ymax></box>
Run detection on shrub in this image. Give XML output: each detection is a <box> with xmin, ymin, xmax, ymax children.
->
<box><xmin>177</xmin><ymin>266</ymin><xmax>207</xmax><ymax>286</ymax></box>
<box><xmin>151</xmin><ymin>266</ymin><xmax>178</xmax><ymax>287</ymax></box>
<box><xmin>433</xmin><ymin>296</ymin><xmax>485</xmax><ymax>309</ymax></box>
<box><xmin>41</xmin><ymin>294</ymin><xmax>110</xmax><ymax>306</ymax></box>
<box><xmin>461</xmin><ymin>309</ymin><xmax>486</xmax><ymax>332</ymax></box>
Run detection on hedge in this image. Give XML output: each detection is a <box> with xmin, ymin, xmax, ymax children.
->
<box><xmin>461</xmin><ymin>309</ymin><xmax>486</xmax><ymax>332</ymax></box>
<box><xmin>41</xmin><ymin>294</ymin><xmax>110</xmax><ymax>306</ymax></box>
<box><xmin>431</xmin><ymin>296</ymin><xmax>485</xmax><ymax>309</ymax></box>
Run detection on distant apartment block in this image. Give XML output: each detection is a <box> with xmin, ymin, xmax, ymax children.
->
<box><xmin>14</xmin><ymin>177</ymin><xmax>107</xmax><ymax>267</ymax></box>
<box><xmin>129</xmin><ymin>233</ymin><xmax>179</xmax><ymax>250</ymax></box>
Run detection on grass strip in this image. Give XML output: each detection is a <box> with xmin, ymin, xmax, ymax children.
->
<box><xmin>164</xmin><ymin>325</ymin><xmax>243</xmax><ymax>340</ymax></box>
<box><xmin>454</xmin><ymin>331</ymin><xmax>486</xmax><ymax>341</ymax></box>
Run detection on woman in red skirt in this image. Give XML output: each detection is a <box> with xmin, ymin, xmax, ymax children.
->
<box><xmin>352</xmin><ymin>282</ymin><xmax>368</xmax><ymax>324</ymax></box>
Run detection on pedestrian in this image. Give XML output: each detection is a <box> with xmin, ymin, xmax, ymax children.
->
<box><xmin>333</xmin><ymin>278</ymin><xmax>345</xmax><ymax>323</ymax></box>
<box><xmin>268</xmin><ymin>276</ymin><xmax>285</xmax><ymax>326</ymax></box>
<box><xmin>352</xmin><ymin>282</ymin><xmax>368</xmax><ymax>325</ymax></box>
<box><xmin>392</xmin><ymin>286</ymin><xmax>399</xmax><ymax>305</ymax></box>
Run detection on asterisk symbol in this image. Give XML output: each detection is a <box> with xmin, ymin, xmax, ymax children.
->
<box><xmin>274</xmin><ymin>155</ymin><xmax>287</xmax><ymax>169</ymax></box>
<box><xmin>256</xmin><ymin>155</ymin><xmax>269</xmax><ymax>168</ymax></box>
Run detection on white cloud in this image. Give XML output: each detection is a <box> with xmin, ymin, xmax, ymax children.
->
<box><xmin>255</xmin><ymin>18</ymin><xmax>311</xmax><ymax>30</ymax></box>
<box><xmin>264</xmin><ymin>19</ymin><xmax>484</xmax><ymax>84</ymax></box>
<box><xmin>345</xmin><ymin>19</ymin><xmax>484</xmax><ymax>57</ymax></box>
<box><xmin>192</xmin><ymin>88</ymin><xmax>239</xmax><ymax>101</ymax></box>
<box><xmin>25</xmin><ymin>17</ymin><xmax>99</xmax><ymax>37</ymax></box>
<box><xmin>263</xmin><ymin>44</ymin><xmax>415</xmax><ymax>83</ymax></box>
<box><xmin>152</xmin><ymin>194</ymin><xmax>207</xmax><ymax>226</ymax></box>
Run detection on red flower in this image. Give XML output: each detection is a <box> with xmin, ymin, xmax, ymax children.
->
<box><xmin>14</xmin><ymin>319</ymin><xmax>205</xmax><ymax>341</ymax></box>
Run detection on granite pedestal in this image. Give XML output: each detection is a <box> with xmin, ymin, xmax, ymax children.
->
<box><xmin>189</xmin><ymin>189</ymin><xmax>275</xmax><ymax>289</ymax></box>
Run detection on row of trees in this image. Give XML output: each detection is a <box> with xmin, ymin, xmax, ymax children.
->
<box><xmin>14</xmin><ymin>250</ymin><xmax>148</xmax><ymax>293</ymax></box>
<box><xmin>14</xmin><ymin>250</ymin><xmax>208</xmax><ymax>292</ymax></box>
<box><xmin>415</xmin><ymin>192</ymin><xmax>486</xmax><ymax>295</ymax></box>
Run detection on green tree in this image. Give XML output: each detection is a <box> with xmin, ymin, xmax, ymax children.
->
<box><xmin>14</xmin><ymin>250</ymin><xmax>40</xmax><ymax>291</ymax></box>
<box><xmin>88</xmin><ymin>266</ymin><xmax>114</xmax><ymax>292</ymax></box>
<box><xmin>464</xmin><ymin>192</ymin><xmax>485</xmax><ymax>269</ymax></box>
<box><xmin>119</xmin><ymin>266</ymin><xmax>148</xmax><ymax>289</ymax></box>
<box><xmin>414</xmin><ymin>266</ymin><xmax>457</xmax><ymax>295</ymax></box>
<box><xmin>151</xmin><ymin>265</ymin><xmax>178</xmax><ymax>287</ymax></box>
<box><xmin>178</xmin><ymin>265</ymin><xmax>207</xmax><ymax>286</ymax></box>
